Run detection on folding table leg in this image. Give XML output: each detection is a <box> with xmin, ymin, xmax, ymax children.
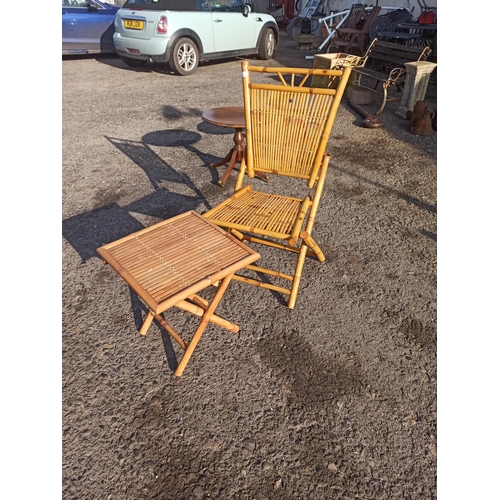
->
<box><xmin>140</xmin><ymin>299</ymin><xmax>237</xmax><ymax>336</ymax></box>
<box><xmin>139</xmin><ymin>311</ymin><xmax>155</xmax><ymax>335</ymax></box>
<box><xmin>174</xmin><ymin>273</ymin><xmax>235</xmax><ymax>377</ymax></box>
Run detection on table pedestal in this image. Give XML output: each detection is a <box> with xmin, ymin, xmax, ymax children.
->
<box><xmin>202</xmin><ymin>106</ymin><xmax>268</xmax><ymax>186</ymax></box>
<box><xmin>209</xmin><ymin>127</ymin><xmax>245</xmax><ymax>186</ymax></box>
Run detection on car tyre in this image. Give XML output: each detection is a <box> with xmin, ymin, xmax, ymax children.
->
<box><xmin>121</xmin><ymin>57</ymin><xmax>148</xmax><ymax>68</ymax></box>
<box><xmin>258</xmin><ymin>29</ymin><xmax>275</xmax><ymax>60</ymax></box>
<box><xmin>169</xmin><ymin>37</ymin><xmax>199</xmax><ymax>76</ymax></box>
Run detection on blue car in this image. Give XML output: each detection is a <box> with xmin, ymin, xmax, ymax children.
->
<box><xmin>62</xmin><ymin>0</ymin><xmax>120</xmax><ymax>55</ymax></box>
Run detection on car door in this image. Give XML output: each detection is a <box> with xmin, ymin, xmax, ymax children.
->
<box><xmin>62</xmin><ymin>1</ymin><xmax>115</xmax><ymax>53</ymax></box>
<box><xmin>209</xmin><ymin>0</ymin><xmax>255</xmax><ymax>53</ymax></box>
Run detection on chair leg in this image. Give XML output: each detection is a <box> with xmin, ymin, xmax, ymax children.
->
<box><xmin>300</xmin><ymin>232</ymin><xmax>325</xmax><ymax>262</ymax></box>
<box><xmin>288</xmin><ymin>243</ymin><xmax>309</xmax><ymax>310</ymax></box>
<box><xmin>174</xmin><ymin>273</ymin><xmax>234</xmax><ymax>376</ymax></box>
<box><xmin>139</xmin><ymin>310</ymin><xmax>155</xmax><ymax>335</ymax></box>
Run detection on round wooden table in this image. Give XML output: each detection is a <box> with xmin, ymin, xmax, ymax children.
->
<box><xmin>201</xmin><ymin>106</ymin><xmax>267</xmax><ymax>186</ymax></box>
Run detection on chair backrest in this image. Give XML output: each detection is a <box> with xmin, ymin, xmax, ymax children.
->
<box><xmin>241</xmin><ymin>60</ymin><xmax>352</xmax><ymax>188</ymax></box>
<box><xmin>342</xmin><ymin>3</ymin><xmax>367</xmax><ymax>29</ymax></box>
<box><xmin>361</xmin><ymin>38</ymin><xmax>431</xmax><ymax>70</ymax></box>
<box><xmin>369</xmin><ymin>8</ymin><xmax>413</xmax><ymax>41</ymax></box>
<box><xmin>358</xmin><ymin>5</ymin><xmax>381</xmax><ymax>34</ymax></box>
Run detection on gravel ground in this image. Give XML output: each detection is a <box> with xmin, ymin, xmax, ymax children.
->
<box><xmin>62</xmin><ymin>33</ymin><xmax>437</xmax><ymax>499</ymax></box>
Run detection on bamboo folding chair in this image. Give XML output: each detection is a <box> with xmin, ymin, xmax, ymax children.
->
<box><xmin>202</xmin><ymin>61</ymin><xmax>352</xmax><ymax>310</ymax></box>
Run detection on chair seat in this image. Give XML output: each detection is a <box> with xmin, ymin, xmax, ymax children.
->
<box><xmin>206</xmin><ymin>186</ymin><xmax>304</xmax><ymax>240</ymax></box>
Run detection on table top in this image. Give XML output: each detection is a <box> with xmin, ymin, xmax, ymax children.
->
<box><xmin>97</xmin><ymin>211</ymin><xmax>260</xmax><ymax>313</ymax></box>
<box><xmin>201</xmin><ymin>106</ymin><xmax>245</xmax><ymax>129</ymax></box>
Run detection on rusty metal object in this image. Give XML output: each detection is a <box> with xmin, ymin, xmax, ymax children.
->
<box><xmin>348</xmin><ymin>100</ymin><xmax>384</xmax><ymax>128</ymax></box>
<box><xmin>407</xmin><ymin>100</ymin><xmax>435</xmax><ymax>135</ymax></box>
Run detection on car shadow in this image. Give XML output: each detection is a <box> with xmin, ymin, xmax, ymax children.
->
<box><xmin>63</xmin><ymin>53</ymin><xmax>121</xmax><ymax>62</ymax></box>
<box><xmin>94</xmin><ymin>53</ymin><xmax>264</xmax><ymax>74</ymax></box>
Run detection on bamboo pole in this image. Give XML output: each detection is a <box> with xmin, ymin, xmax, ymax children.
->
<box><xmin>288</xmin><ymin>244</ymin><xmax>310</xmax><ymax>310</ymax></box>
<box><xmin>139</xmin><ymin>310</ymin><xmax>155</xmax><ymax>335</ymax></box>
<box><xmin>288</xmin><ymin>196</ymin><xmax>311</xmax><ymax>246</ymax></box>
<box><xmin>151</xmin><ymin>311</ymin><xmax>187</xmax><ymax>349</ymax></box>
<box><xmin>174</xmin><ymin>299</ymin><xmax>239</xmax><ymax>333</ymax></box>
<box><xmin>244</xmin><ymin>264</ymin><xmax>293</xmax><ymax>281</ymax></box>
<box><xmin>174</xmin><ymin>273</ymin><xmax>234</xmax><ymax>377</ymax></box>
<box><xmin>232</xmin><ymin>275</ymin><xmax>291</xmax><ymax>295</ymax></box>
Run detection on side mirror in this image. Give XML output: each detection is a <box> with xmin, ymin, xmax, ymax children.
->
<box><xmin>243</xmin><ymin>4</ymin><xmax>250</xmax><ymax>17</ymax></box>
<box><xmin>87</xmin><ymin>0</ymin><xmax>98</xmax><ymax>11</ymax></box>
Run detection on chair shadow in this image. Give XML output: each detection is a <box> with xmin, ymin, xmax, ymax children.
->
<box><xmin>105</xmin><ymin>132</ymin><xmax>215</xmax><ymax>198</ymax></box>
<box><xmin>62</xmin><ymin>203</ymin><xmax>145</xmax><ymax>263</ymax></box>
<box><xmin>64</xmin><ymin>132</ymin><xmax>217</xmax><ymax>262</ymax></box>
<box><xmin>143</xmin><ymin>128</ymin><xmax>227</xmax><ymax>186</ymax></box>
<box><xmin>62</xmin><ymin>186</ymin><xmax>209</xmax><ymax>262</ymax></box>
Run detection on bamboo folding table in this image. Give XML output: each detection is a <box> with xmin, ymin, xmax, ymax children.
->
<box><xmin>97</xmin><ymin>211</ymin><xmax>260</xmax><ymax>376</ymax></box>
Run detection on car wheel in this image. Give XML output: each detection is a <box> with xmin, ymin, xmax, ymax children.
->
<box><xmin>169</xmin><ymin>37</ymin><xmax>199</xmax><ymax>76</ymax></box>
<box><xmin>121</xmin><ymin>57</ymin><xmax>148</xmax><ymax>68</ymax></box>
<box><xmin>258</xmin><ymin>29</ymin><xmax>275</xmax><ymax>60</ymax></box>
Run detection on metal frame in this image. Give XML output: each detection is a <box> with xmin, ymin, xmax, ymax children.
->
<box><xmin>318</xmin><ymin>5</ymin><xmax>404</xmax><ymax>53</ymax></box>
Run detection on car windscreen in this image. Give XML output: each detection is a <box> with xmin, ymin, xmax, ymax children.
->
<box><xmin>122</xmin><ymin>0</ymin><xmax>196</xmax><ymax>10</ymax></box>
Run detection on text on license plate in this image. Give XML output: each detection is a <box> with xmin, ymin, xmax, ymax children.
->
<box><xmin>124</xmin><ymin>19</ymin><xmax>144</xmax><ymax>29</ymax></box>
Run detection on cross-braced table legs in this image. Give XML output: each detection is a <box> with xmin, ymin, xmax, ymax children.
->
<box><xmin>139</xmin><ymin>273</ymin><xmax>238</xmax><ymax>376</ymax></box>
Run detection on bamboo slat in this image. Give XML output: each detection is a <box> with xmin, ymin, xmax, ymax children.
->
<box><xmin>205</xmin><ymin>189</ymin><xmax>304</xmax><ymax>237</ymax></box>
<box><xmin>232</xmin><ymin>274</ymin><xmax>292</xmax><ymax>295</ymax></box>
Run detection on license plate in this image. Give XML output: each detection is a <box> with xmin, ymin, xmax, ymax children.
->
<box><xmin>124</xmin><ymin>19</ymin><xmax>144</xmax><ymax>30</ymax></box>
